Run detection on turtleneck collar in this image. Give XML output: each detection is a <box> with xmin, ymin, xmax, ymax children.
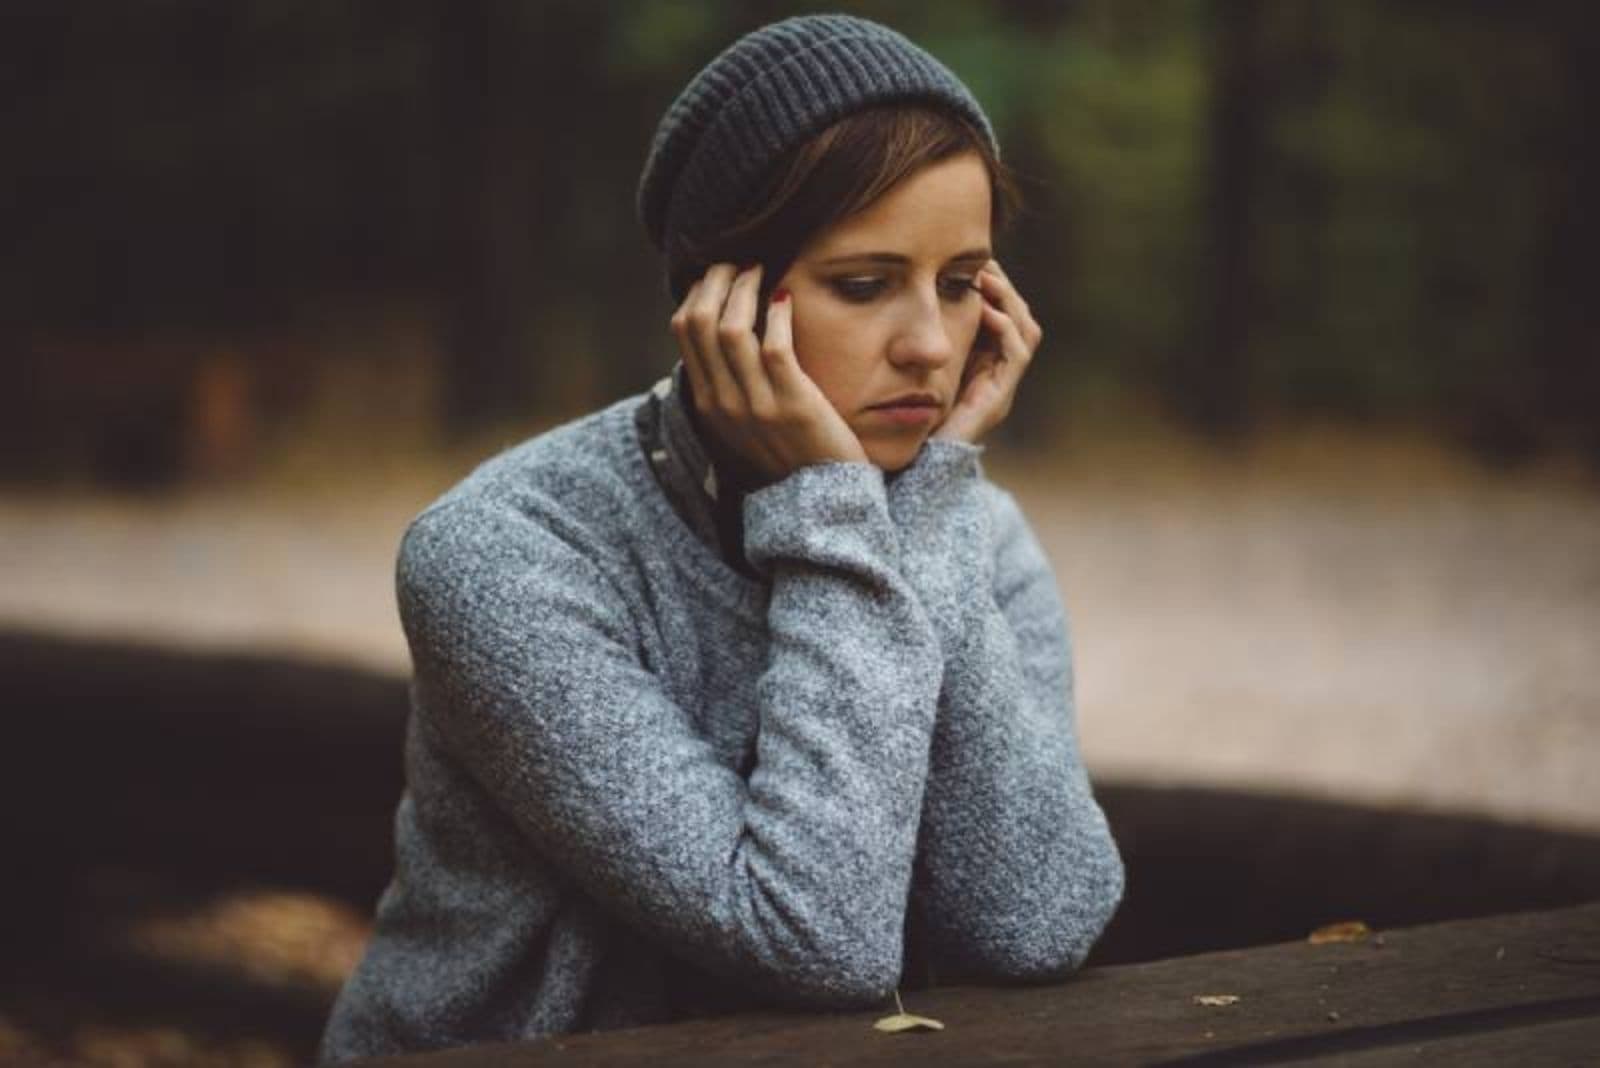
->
<box><xmin>634</xmin><ymin>361</ymin><xmax>766</xmax><ymax>579</ymax></box>
<box><xmin>674</xmin><ymin>364</ymin><xmax>777</xmax><ymax>501</ymax></box>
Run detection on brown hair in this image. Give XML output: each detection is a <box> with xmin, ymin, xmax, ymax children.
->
<box><xmin>667</xmin><ymin>103</ymin><xmax>1024</xmax><ymax>312</ymax></box>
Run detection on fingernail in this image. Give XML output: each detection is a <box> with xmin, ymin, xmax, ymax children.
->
<box><xmin>772</xmin><ymin>288</ymin><xmax>789</xmax><ymax>303</ymax></box>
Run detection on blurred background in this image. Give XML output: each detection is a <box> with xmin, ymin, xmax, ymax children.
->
<box><xmin>2</xmin><ymin>1</ymin><xmax>1597</xmax><ymax>1064</ymax></box>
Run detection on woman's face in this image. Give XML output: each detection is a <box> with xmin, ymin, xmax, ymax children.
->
<box><xmin>774</xmin><ymin>151</ymin><xmax>993</xmax><ymax>472</ymax></box>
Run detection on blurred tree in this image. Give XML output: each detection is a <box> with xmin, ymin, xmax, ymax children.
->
<box><xmin>1181</xmin><ymin>0</ymin><xmax>1265</xmax><ymax>440</ymax></box>
<box><xmin>1520</xmin><ymin>0</ymin><xmax>1599</xmax><ymax>466</ymax></box>
<box><xmin>1035</xmin><ymin>0</ymin><xmax>1209</xmax><ymax>433</ymax></box>
<box><xmin>435</xmin><ymin>0</ymin><xmax>542</xmax><ymax>435</ymax></box>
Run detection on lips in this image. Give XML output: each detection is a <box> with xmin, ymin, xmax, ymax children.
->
<box><xmin>870</xmin><ymin>392</ymin><xmax>940</xmax><ymax>410</ymax></box>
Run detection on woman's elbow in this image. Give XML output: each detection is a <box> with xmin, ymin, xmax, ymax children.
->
<box><xmin>759</xmin><ymin>937</ymin><xmax>903</xmax><ymax>1009</ymax></box>
<box><xmin>972</xmin><ymin>848</ymin><xmax>1127</xmax><ymax>982</ymax></box>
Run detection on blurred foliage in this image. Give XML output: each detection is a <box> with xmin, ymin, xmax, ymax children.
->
<box><xmin>0</xmin><ymin>0</ymin><xmax>1594</xmax><ymax>485</ymax></box>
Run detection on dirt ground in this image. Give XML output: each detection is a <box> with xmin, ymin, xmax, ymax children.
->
<box><xmin>3</xmin><ymin>420</ymin><xmax>1597</xmax><ymax>837</ymax></box>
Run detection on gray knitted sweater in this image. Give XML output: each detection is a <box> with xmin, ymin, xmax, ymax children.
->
<box><xmin>316</xmin><ymin>367</ymin><xmax>1124</xmax><ymax>1063</ymax></box>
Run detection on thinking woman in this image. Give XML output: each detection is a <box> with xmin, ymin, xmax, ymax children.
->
<box><xmin>319</xmin><ymin>13</ymin><xmax>1123</xmax><ymax>1063</ymax></box>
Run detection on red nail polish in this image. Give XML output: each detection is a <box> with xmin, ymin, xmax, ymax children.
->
<box><xmin>772</xmin><ymin>288</ymin><xmax>789</xmax><ymax>303</ymax></box>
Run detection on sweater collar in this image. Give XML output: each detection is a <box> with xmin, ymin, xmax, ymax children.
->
<box><xmin>636</xmin><ymin>361</ymin><xmax>766</xmax><ymax>576</ymax></box>
<box><xmin>659</xmin><ymin>361</ymin><xmax>773</xmax><ymax>503</ymax></box>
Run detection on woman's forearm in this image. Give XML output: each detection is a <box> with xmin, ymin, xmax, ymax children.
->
<box><xmin>913</xmin><ymin>592</ymin><xmax>1124</xmax><ymax>982</ymax></box>
<box><xmin>887</xmin><ymin>445</ymin><xmax>1125</xmax><ymax>982</ymax></box>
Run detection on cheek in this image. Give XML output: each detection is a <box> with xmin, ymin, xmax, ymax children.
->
<box><xmin>788</xmin><ymin>313</ymin><xmax>822</xmax><ymax>382</ymax></box>
<box><xmin>790</xmin><ymin>307</ymin><xmax>856</xmax><ymax>396</ymax></box>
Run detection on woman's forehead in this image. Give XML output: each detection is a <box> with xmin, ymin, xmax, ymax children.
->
<box><xmin>805</xmin><ymin>156</ymin><xmax>994</xmax><ymax>264</ymax></box>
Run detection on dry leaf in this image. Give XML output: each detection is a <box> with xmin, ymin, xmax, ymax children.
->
<box><xmin>1308</xmin><ymin>920</ymin><xmax>1372</xmax><ymax>944</ymax></box>
<box><xmin>875</xmin><ymin>989</ymin><xmax>945</xmax><ymax>1033</ymax></box>
<box><xmin>1193</xmin><ymin>994</ymin><xmax>1241</xmax><ymax>1007</ymax></box>
<box><xmin>874</xmin><ymin>1013</ymin><xmax>946</xmax><ymax>1033</ymax></box>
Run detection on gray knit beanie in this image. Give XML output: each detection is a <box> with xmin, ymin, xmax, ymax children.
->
<box><xmin>636</xmin><ymin>13</ymin><xmax>999</xmax><ymax>303</ymax></box>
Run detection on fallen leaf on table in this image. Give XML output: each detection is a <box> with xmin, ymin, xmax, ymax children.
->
<box><xmin>1193</xmin><ymin>994</ymin><xmax>1241</xmax><ymax>1007</ymax></box>
<box><xmin>874</xmin><ymin>1013</ymin><xmax>946</xmax><ymax>1033</ymax></box>
<box><xmin>875</xmin><ymin>989</ymin><xmax>945</xmax><ymax>1033</ymax></box>
<box><xmin>1308</xmin><ymin>920</ymin><xmax>1371</xmax><ymax>944</ymax></box>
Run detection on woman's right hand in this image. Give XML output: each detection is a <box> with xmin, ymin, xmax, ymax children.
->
<box><xmin>670</xmin><ymin>262</ymin><xmax>869</xmax><ymax>483</ymax></box>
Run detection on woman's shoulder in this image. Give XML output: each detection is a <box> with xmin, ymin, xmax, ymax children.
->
<box><xmin>391</xmin><ymin>396</ymin><xmax>659</xmax><ymax>660</ymax></box>
<box><xmin>401</xmin><ymin>392</ymin><xmax>653</xmax><ymax>571</ymax></box>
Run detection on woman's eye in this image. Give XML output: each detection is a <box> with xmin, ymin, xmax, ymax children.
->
<box><xmin>832</xmin><ymin>278</ymin><xmax>884</xmax><ymax>302</ymax></box>
<box><xmin>941</xmin><ymin>276</ymin><xmax>978</xmax><ymax>300</ymax></box>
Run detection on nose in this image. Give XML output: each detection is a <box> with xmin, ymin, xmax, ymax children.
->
<box><xmin>886</xmin><ymin>285</ymin><xmax>958</xmax><ymax>371</ymax></box>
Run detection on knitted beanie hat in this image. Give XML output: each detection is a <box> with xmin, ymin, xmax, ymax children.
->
<box><xmin>636</xmin><ymin>13</ymin><xmax>999</xmax><ymax>302</ymax></box>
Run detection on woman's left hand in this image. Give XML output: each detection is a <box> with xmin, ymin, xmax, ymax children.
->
<box><xmin>932</xmin><ymin>259</ymin><xmax>1043</xmax><ymax>445</ymax></box>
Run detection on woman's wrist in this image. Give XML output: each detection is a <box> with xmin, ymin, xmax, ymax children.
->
<box><xmin>886</xmin><ymin>437</ymin><xmax>986</xmax><ymax>526</ymax></box>
<box><xmin>885</xmin><ymin>439</ymin><xmax>994</xmax><ymax>650</ymax></box>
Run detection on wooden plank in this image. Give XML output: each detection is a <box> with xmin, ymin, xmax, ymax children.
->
<box><xmin>1284</xmin><ymin>1016</ymin><xmax>1600</xmax><ymax>1067</ymax></box>
<box><xmin>348</xmin><ymin>902</ymin><xmax>1600</xmax><ymax>1066</ymax></box>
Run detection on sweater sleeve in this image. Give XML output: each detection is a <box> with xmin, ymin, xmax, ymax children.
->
<box><xmin>395</xmin><ymin>461</ymin><xmax>943</xmax><ymax>1009</ymax></box>
<box><xmin>886</xmin><ymin>440</ymin><xmax>1125</xmax><ymax>983</ymax></box>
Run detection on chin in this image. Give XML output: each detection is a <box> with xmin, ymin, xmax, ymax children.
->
<box><xmin>864</xmin><ymin>437</ymin><xmax>927</xmax><ymax>474</ymax></box>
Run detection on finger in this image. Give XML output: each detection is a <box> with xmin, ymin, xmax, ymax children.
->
<box><xmin>980</xmin><ymin>300</ymin><xmax>1031</xmax><ymax>372</ymax></box>
<box><xmin>688</xmin><ymin>263</ymin><xmax>744</xmax><ymax>412</ymax></box>
<box><xmin>671</xmin><ymin>279</ymin><xmax>713</xmax><ymax>404</ymax></box>
<box><xmin>720</xmin><ymin>265</ymin><xmax>776</xmax><ymax>417</ymax></box>
<box><xmin>957</xmin><ymin>341</ymin><xmax>1003</xmax><ymax>403</ymax></box>
<box><xmin>757</xmin><ymin>290</ymin><xmax>808</xmax><ymax>402</ymax></box>
<box><xmin>979</xmin><ymin>265</ymin><xmax>1041</xmax><ymax>350</ymax></box>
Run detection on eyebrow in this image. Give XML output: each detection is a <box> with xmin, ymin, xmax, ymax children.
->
<box><xmin>816</xmin><ymin>247</ymin><xmax>992</xmax><ymax>266</ymax></box>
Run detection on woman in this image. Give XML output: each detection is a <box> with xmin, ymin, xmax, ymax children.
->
<box><xmin>318</xmin><ymin>13</ymin><xmax>1123</xmax><ymax>1063</ymax></box>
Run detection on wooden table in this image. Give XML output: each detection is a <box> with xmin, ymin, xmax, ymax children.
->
<box><xmin>351</xmin><ymin>901</ymin><xmax>1600</xmax><ymax>1066</ymax></box>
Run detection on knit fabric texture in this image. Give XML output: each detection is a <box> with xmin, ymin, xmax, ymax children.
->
<box><xmin>315</xmin><ymin>368</ymin><xmax>1125</xmax><ymax>1063</ymax></box>
<box><xmin>636</xmin><ymin>12</ymin><xmax>999</xmax><ymax>302</ymax></box>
